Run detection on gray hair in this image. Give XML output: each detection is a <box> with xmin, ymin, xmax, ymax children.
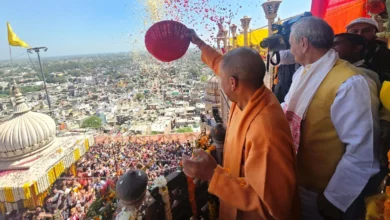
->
<box><xmin>291</xmin><ymin>17</ymin><xmax>334</xmax><ymax>49</ymax></box>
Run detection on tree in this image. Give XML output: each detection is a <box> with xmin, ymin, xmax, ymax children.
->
<box><xmin>135</xmin><ymin>93</ymin><xmax>144</xmax><ymax>101</ymax></box>
<box><xmin>69</xmin><ymin>70</ymin><xmax>82</xmax><ymax>77</ymax></box>
<box><xmin>176</xmin><ymin>127</ymin><xmax>193</xmax><ymax>133</ymax></box>
<box><xmin>21</xmin><ymin>86</ymin><xmax>42</xmax><ymax>93</ymax></box>
<box><xmin>200</xmin><ymin>75</ymin><xmax>208</xmax><ymax>82</ymax></box>
<box><xmin>47</xmin><ymin>76</ymin><xmax>67</xmax><ymax>84</ymax></box>
<box><xmin>189</xmin><ymin>65</ymin><xmax>200</xmax><ymax>76</ymax></box>
<box><xmin>81</xmin><ymin>116</ymin><xmax>102</xmax><ymax>129</ymax></box>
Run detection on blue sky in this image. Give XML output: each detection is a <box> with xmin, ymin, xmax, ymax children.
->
<box><xmin>0</xmin><ymin>0</ymin><xmax>311</xmax><ymax>60</ymax></box>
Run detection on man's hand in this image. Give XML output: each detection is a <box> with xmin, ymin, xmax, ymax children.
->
<box><xmin>186</xmin><ymin>29</ymin><xmax>204</xmax><ymax>47</ymax></box>
<box><xmin>317</xmin><ymin>193</ymin><xmax>344</xmax><ymax>220</ymax></box>
<box><xmin>182</xmin><ymin>149</ymin><xmax>217</xmax><ymax>181</ymax></box>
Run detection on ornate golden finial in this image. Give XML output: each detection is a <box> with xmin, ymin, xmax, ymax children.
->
<box><xmin>10</xmin><ymin>79</ymin><xmax>20</xmax><ymax>97</ymax></box>
<box><xmin>9</xmin><ymin>79</ymin><xmax>30</xmax><ymax>114</ymax></box>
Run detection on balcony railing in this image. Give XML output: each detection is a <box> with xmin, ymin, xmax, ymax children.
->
<box><xmin>145</xmin><ymin>170</ymin><xmax>214</xmax><ymax>220</ymax></box>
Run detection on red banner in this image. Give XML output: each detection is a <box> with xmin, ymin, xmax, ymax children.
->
<box><xmin>311</xmin><ymin>0</ymin><xmax>369</xmax><ymax>34</ymax></box>
<box><xmin>311</xmin><ymin>0</ymin><xmax>330</xmax><ymax>18</ymax></box>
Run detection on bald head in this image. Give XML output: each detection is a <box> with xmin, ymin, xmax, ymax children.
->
<box><xmin>220</xmin><ymin>47</ymin><xmax>265</xmax><ymax>88</ymax></box>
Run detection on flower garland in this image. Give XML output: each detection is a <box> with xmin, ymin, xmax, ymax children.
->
<box><xmin>367</xmin><ymin>0</ymin><xmax>387</xmax><ymax>14</ymax></box>
<box><xmin>189</xmin><ymin>132</ymin><xmax>219</xmax><ymax>219</ymax></box>
<box><xmin>154</xmin><ymin>176</ymin><xmax>172</xmax><ymax>220</ymax></box>
<box><xmin>205</xmin><ymin>145</ymin><xmax>216</xmax><ymax>154</ymax></box>
<box><xmin>186</xmin><ymin>176</ymin><xmax>197</xmax><ymax>217</ymax></box>
<box><xmin>86</xmin><ymin>180</ymin><xmax>118</xmax><ymax>220</ymax></box>
<box><xmin>115</xmin><ymin>192</ymin><xmax>151</xmax><ymax>220</ymax></box>
<box><xmin>367</xmin><ymin>0</ymin><xmax>390</xmax><ymax>39</ymax></box>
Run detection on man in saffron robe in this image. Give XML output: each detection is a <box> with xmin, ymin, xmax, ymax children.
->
<box><xmin>182</xmin><ymin>29</ymin><xmax>300</xmax><ymax>220</ymax></box>
<box><xmin>283</xmin><ymin>17</ymin><xmax>380</xmax><ymax>219</ymax></box>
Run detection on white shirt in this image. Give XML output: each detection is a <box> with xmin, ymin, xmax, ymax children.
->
<box><xmin>324</xmin><ymin>74</ymin><xmax>380</xmax><ymax>211</ymax></box>
<box><xmin>272</xmin><ymin>49</ymin><xmax>296</xmax><ymax>65</ymax></box>
<box><xmin>353</xmin><ymin>60</ymin><xmax>381</xmax><ymax>92</ymax></box>
<box><xmin>282</xmin><ymin>64</ymin><xmax>380</xmax><ymax>212</ymax></box>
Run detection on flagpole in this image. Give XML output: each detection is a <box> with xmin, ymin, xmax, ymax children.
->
<box><xmin>8</xmin><ymin>44</ymin><xmax>14</xmax><ymax>70</ymax></box>
<box><xmin>8</xmin><ymin>44</ymin><xmax>15</xmax><ymax>106</ymax></box>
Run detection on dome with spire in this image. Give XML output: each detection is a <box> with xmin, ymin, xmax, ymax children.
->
<box><xmin>204</xmin><ymin>76</ymin><xmax>220</xmax><ymax>105</ymax></box>
<box><xmin>0</xmin><ymin>81</ymin><xmax>56</xmax><ymax>160</ymax></box>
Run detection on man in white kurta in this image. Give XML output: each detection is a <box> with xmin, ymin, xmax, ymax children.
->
<box><xmin>282</xmin><ymin>17</ymin><xmax>380</xmax><ymax>219</ymax></box>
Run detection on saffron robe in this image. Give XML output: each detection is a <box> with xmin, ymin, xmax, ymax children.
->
<box><xmin>200</xmin><ymin>44</ymin><xmax>300</xmax><ymax>220</ymax></box>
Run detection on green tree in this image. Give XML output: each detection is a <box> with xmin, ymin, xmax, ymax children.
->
<box><xmin>69</xmin><ymin>70</ymin><xmax>82</xmax><ymax>77</ymax></box>
<box><xmin>200</xmin><ymin>75</ymin><xmax>208</xmax><ymax>82</ymax></box>
<box><xmin>189</xmin><ymin>65</ymin><xmax>200</xmax><ymax>76</ymax></box>
<box><xmin>21</xmin><ymin>86</ymin><xmax>43</xmax><ymax>93</ymax></box>
<box><xmin>81</xmin><ymin>116</ymin><xmax>102</xmax><ymax>129</ymax></box>
<box><xmin>176</xmin><ymin>127</ymin><xmax>193</xmax><ymax>133</ymax></box>
<box><xmin>135</xmin><ymin>93</ymin><xmax>144</xmax><ymax>101</ymax></box>
<box><xmin>47</xmin><ymin>76</ymin><xmax>67</xmax><ymax>84</ymax></box>
<box><xmin>151</xmin><ymin>131</ymin><xmax>158</xmax><ymax>135</ymax></box>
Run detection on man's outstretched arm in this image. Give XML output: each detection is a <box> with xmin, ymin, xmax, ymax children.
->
<box><xmin>187</xmin><ymin>29</ymin><xmax>222</xmax><ymax>76</ymax></box>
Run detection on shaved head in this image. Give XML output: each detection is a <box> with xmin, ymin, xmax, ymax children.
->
<box><xmin>220</xmin><ymin>47</ymin><xmax>265</xmax><ymax>88</ymax></box>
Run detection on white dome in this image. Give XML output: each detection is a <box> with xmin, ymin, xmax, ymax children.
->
<box><xmin>204</xmin><ymin>76</ymin><xmax>220</xmax><ymax>104</ymax></box>
<box><xmin>0</xmin><ymin>83</ymin><xmax>56</xmax><ymax>160</ymax></box>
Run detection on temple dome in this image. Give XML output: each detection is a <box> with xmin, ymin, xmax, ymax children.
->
<box><xmin>204</xmin><ymin>76</ymin><xmax>220</xmax><ymax>105</ymax></box>
<box><xmin>0</xmin><ymin>82</ymin><xmax>56</xmax><ymax>160</ymax></box>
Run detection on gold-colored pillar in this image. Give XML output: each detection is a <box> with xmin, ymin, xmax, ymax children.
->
<box><xmin>262</xmin><ymin>0</ymin><xmax>282</xmax><ymax>89</ymax></box>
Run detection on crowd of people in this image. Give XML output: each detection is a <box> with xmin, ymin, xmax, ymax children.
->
<box><xmin>18</xmin><ymin>139</ymin><xmax>192</xmax><ymax>220</ymax></box>
<box><xmin>7</xmin><ymin>14</ymin><xmax>390</xmax><ymax>220</ymax></box>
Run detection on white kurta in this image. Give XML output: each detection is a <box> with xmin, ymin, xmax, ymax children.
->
<box><xmin>324</xmin><ymin>74</ymin><xmax>380</xmax><ymax>212</ymax></box>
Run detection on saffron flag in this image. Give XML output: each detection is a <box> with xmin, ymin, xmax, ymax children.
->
<box><xmin>7</xmin><ymin>22</ymin><xmax>29</xmax><ymax>48</ymax></box>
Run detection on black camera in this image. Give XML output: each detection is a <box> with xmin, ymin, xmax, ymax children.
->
<box><xmin>260</xmin><ymin>12</ymin><xmax>312</xmax><ymax>52</ymax></box>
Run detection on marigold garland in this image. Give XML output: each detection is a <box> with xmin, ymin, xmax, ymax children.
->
<box><xmin>154</xmin><ymin>176</ymin><xmax>172</xmax><ymax>220</ymax></box>
<box><xmin>187</xmin><ymin>176</ymin><xmax>197</xmax><ymax>217</ymax></box>
<box><xmin>205</xmin><ymin>145</ymin><xmax>216</xmax><ymax>154</ymax></box>
<box><xmin>85</xmin><ymin>138</ymin><xmax>90</xmax><ymax>151</ymax></box>
<box><xmin>385</xmin><ymin>149</ymin><xmax>390</xmax><ymax>219</ymax></box>
<box><xmin>192</xmin><ymin>131</ymin><xmax>219</xmax><ymax>219</ymax></box>
<box><xmin>23</xmin><ymin>182</ymin><xmax>31</xmax><ymax>199</ymax></box>
<box><xmin>74</xmin><ymin>148</ymin><xmax>81</xmax><ymax>161</ymax></box>
<box><xmin>4</xmin><ymin>187</ymin><xmax>14</xmax><ymax>203</ymax></box>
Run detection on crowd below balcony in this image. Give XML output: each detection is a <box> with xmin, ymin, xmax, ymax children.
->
<box><xmin>16</xmin><ymin>139</ymin><xmax>191</xmax><ymax>220</ymax></box>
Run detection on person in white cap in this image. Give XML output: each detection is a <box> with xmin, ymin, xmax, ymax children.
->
<box><xmin>346</xmin><ymin>18</ymin><xmax>379</xmax><ymax>42</ymax></box>
<box><xmin>346</xmin><ymin>17</ymin><xmax>390</xmax><ymax>83</ymax></box>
